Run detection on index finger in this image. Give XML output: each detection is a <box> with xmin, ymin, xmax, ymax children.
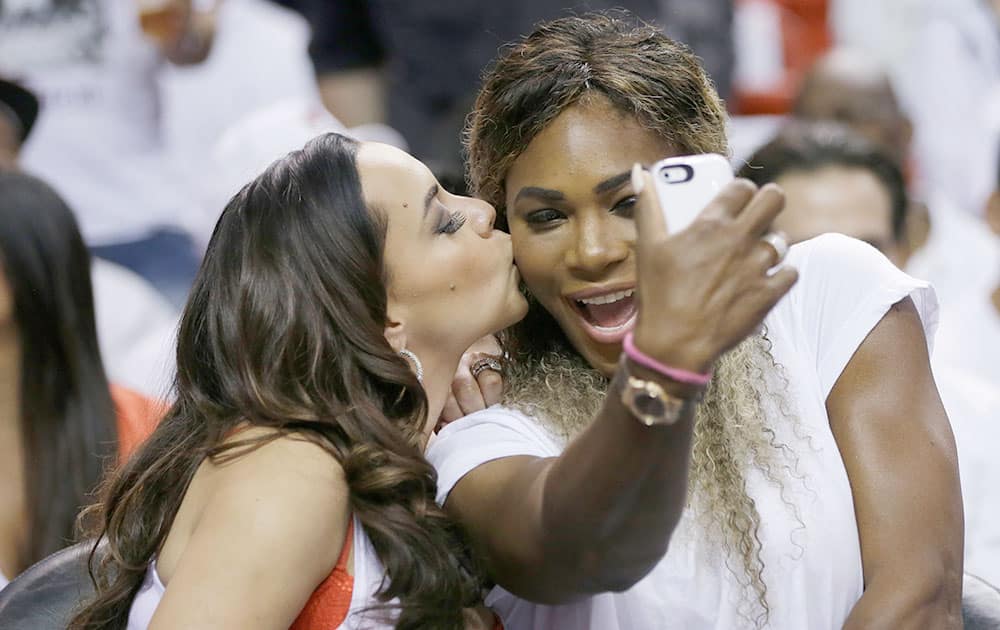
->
<box><xmin>632</xmin><ymin>163</ymin><xmax>669</xmax><ymax>247</ymax></box>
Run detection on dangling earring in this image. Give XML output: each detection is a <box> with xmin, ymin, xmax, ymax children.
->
<box><xmin>398</xmin><ymin>348</ymin><xmax>424</xmax><ymax>383</ymax></box>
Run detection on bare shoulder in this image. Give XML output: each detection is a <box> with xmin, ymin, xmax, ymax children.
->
<box><xmin>150</xmin><ymin>429</ymin><xmax>354</xmax><ymax>629</ymax></box>
<box><xmin>195</xmin><ymin>428</ymin><xmax>351</xmax><ymax>574</ymax></box>
<box><xmin>210</xmin><ymin>428</ymin><xmax>350</xmax><ymax>522</ymax></box>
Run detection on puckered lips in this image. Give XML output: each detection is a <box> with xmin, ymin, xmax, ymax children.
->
<box><xmin>565</xmin><ymin>284</ymin><xmax>637</xmax><ymax>345</ymax></box>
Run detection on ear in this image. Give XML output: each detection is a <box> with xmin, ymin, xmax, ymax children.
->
<box><xmin>384</xmin><ymin>309</ymin><xmax>408</xmax><ymax>354</ymax></box>
<box><xmin>903</xmin><ymin>199</ymin><xmax>931</xmax><ymax>258</ymax></box>
<box><xmin>986</xmin><ymin>190</ymin><xmax>1000</xmax><ymax>236</ymax></box>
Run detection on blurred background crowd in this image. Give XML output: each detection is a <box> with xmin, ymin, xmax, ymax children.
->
<box><xmin>0</xmin><ymin>0</ymin><xmax>998</xmax><ymax>594</ymax></box>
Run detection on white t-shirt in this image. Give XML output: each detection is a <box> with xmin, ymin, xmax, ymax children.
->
<box><xmin>0</xmin><ymin>0</ymin><xmax>191</xmax><ymax>245</ymax></box>
<box><xmin>934</xmin><ymin>288</ymin><xmax>1000</xmax><ymax>390</ymax></box>
<box><xmin>932</xmin><ymin>362</ymin><xmax>1000</xmax><ymax>587</ymax></box>
<box><xmin>428</xmin><ymin>234</ymin><xmax>938</xmax><ymax>630</ymax></box>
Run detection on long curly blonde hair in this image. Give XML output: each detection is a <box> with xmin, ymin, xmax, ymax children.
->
<box><xmin>469</xmin><ymin>14</ymin><xmax>803</xmax><ymax>626</ymax></box>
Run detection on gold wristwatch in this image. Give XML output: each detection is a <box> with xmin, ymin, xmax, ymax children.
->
<box><xmin>618</xmin><ymin>356</ymin><xmax>701</xmax><ymax>426</ymax></box>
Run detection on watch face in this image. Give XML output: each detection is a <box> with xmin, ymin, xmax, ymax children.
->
<box><xmin>634</xmin><ymin>390</ymin><xmax>666</xmax><ymax>417</ymax></box>
<box><xmin>622</xmin><ymin>375</ymin><xmax>686</xmax><ymax>426</ymax></box>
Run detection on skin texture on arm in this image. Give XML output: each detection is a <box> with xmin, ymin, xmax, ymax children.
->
<box><xmin>148</xmin><ymin>436</ymin><xmax>349</xmax><ymax>630</ymax></box>
<box><xmin>829</xmin><ymin>298</ymin><xmax>964</xmax><ymax>630</ymax></box>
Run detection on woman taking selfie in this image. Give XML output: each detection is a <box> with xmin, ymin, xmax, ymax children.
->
<box><xmin>69</xmin><ymin>132</ymin><xmax>526</xmax><ymax>629</ymax></box>
<box><xmin>428</xmin><ymin>13</ymin><xmax>962</xmax><ymax>630</ymax></box>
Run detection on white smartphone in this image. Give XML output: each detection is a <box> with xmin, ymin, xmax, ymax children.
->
<box><xmin>650</xmin><ymin>153</ymin><xmax>733</xmax><ymax>234</ymax></box>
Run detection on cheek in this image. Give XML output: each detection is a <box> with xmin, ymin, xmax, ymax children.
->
<box><xmin>512</xmin><ymin>228</ymin><xmax>565</xmax><ymax>298</ymax></box>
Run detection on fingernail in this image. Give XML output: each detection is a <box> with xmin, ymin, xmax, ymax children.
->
<box><xmin>631</xmin><ymin>163</ymin><xmax>645</xmax><ymax>195</ymax></box>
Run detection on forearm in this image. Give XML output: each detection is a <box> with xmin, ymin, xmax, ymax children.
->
<box><xmin>538</xmin><ymin>366</ymin><xmax>697</xmax><ymax>592</ymax></box>
<box><xmin>844</xmin><ymin>570</ymin><xmax>963</xmax><ymax>630</ymax></box>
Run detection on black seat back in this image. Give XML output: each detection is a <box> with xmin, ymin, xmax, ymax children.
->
<box><xmin>0</xmin><ymin>541</ymin><xmax>101</xmax><ymax>629</ymax></box>
<box><xmin>964</xmin><ymin>572</ymin><xmax>1000</xmax><ymax>630</ymax></box>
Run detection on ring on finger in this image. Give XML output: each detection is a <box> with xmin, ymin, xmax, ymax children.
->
<box><xmin>761</xmin><ymin>231</ymin><xmax>789</xmax><ymax>263</ymax></box>
<box><xmin>471</xmin><ymin>356</ymin><xmax>504</xmax><ymax>379</ymax></box>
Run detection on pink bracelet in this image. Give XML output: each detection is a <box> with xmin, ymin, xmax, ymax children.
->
<box><xmin>622</xmin><ymin>332</ymin><xmax>713</xmax><ymax>387</ymax></box>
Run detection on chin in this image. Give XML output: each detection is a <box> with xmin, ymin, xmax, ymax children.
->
<box><xmin>559</xmin><ymin>317</ymin><xmax>619</xmax><ymax>376</ymax></box>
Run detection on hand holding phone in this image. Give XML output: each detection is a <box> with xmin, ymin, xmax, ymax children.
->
<box><xmin>628</xmin><ymin>160</ymin><xmax>796</xmax><ymax>373</ymax></box>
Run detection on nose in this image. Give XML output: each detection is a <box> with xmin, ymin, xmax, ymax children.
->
<box><xmin>467</xmin><ymin>197</ymin><xmax>497</xmax><ymax>238</ymax></box>
<box><xmin>565</xmin><ymin>213</ymin><xmax>629</xmax><ymax>276</ymax></box>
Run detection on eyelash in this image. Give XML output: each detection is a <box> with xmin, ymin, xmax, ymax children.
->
<box><xmin>613</xmin><ymin>196</ymin><xmax>637</xmax><ymax>215</ymax></box>
<box><xmin>525</xmin><ymin>208</ymin><xmax>565</xmax><ymax>225</ymax></box>
<box><xmin>524</xmin><ymin>196</ymin><xmax>637</xmax><ymax>226</ymax></box>
<box><xmin>438</xmin><ymin>211</ymin><xmax>467</xmax><ymax>234</ymax></box>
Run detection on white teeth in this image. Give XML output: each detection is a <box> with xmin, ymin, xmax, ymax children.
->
<box><xmin>578</xmin><ymin>289</ymin><xmax>635</xmax><ymax>306</ymax></box>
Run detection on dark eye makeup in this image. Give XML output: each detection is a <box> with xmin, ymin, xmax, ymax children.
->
<box><xmin>437</xmin><ymin>208</ymin><xmax>467</xmax><ymax>234</ymax></box>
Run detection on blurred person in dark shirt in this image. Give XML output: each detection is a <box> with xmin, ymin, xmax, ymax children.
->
<box><xmin>278</xmin><ymin>0</ymin><xmax>661</xmax><ymax>184</ymax></box>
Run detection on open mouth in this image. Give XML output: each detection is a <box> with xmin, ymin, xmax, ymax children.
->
<box><xmin>568</xmin><ymin>288</ymin><xmax>638</xmax><ymax>343</ymax></box>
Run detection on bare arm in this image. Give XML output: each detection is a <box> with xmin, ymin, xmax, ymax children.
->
<box><xmin>149</xmin><ymin>437</ymin><xmax>349</xmax><ymax>629</ymax></box>
<box><xmin>829</xmin><ymin>298</ymin><xmax>964</xmax><ymax>629</ymax></box>
<box><xmin>446</xmin><ymin>175</ymin><xmax>797</xmax><ymax>603</ymax></box>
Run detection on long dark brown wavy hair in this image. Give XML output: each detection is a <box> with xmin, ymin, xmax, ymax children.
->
<box><xmin>69</xmin><ymin>133</ymin><xmax>482</xmax><ymax>630</ymax></box>
<box><xmin>466</xmin><ymin>13</ymin><xmax>802</xmax><ymax>627</ymax></box>
<box><xmin>0</xmin><ymin>172</ymin><xmax>118</xmax><ymax>573</ymax></box>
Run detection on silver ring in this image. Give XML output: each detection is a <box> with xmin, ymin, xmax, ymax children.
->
<box><xmin>470</xmin><ymin>356</ymin><xmax>503</xmax><ymax>379</ymax></box>
<box><xmin>761</xmin><ymin>232</ymin><xmax>789</xmax><ymax>263</ymax></box>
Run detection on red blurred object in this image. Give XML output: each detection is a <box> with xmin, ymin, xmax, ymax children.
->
<box><xmin>733</xmin><ymin>0</ymin><xmax>832</xmax><ymax>115</ymax></box>
<box><xmin>111</xmin><ymin>384</ymin><xmax>167</xmax><ymax>460</ymax></box>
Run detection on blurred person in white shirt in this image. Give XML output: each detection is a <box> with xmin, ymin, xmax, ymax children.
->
<box><xmin>741</xmin><ymin>121</ymin><xmax>1000</xmax><ymax>584</ymax></box>
<box><xmin>0</xmin><ymin>0</ymin><xmax>216</xmax><ymax>308</ymax></box>
<box><xmin>793</xmin><ymin>48</ymin><xmax>1000</xmax><ymax>310</ymax></box>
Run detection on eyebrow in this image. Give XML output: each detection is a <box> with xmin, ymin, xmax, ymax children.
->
<box><xmin>593</xmin><ymin>171</ymin><xmax>632</xmax><ymax>195</ymax></box>
<box><xmin>513</xmin><ymin>170</ymin><xmax>636</xmax><ymax>206</ymax></box>
<box><xmin>423</xmin><ymin>184</ymin><xmax>439</xmax><ymax>218</ymax></box>
<box><xmin>514</xmin><ymin>186</ymin><xmax>565</xmax><ymax>204</ymax></box>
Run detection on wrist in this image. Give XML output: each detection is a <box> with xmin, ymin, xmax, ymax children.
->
<box><xmin>621</xmin><ymin>359</ymin><xmax>705</xmax><ymax>401</ymax></box>
<box><xmin>630</xmin><ymin>328</ymin><xmax>715</xmax><ymax>375</ymax></box>
<box><xmin>623</xmin><ymin>332</ymin><xmax>713</xmax><ymax>387</ymax></box>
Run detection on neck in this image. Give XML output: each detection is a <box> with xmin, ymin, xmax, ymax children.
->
<box><xmin>406</xmin><ymin>343</ymin><xmax>464</xmax><ymax>438</ymax></box>
<box><xmin>0</xmin><ymin>326</ymin><xmax>22</xmax><ymax>448</ymax></box>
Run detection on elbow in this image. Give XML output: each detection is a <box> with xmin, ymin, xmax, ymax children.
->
<box><xmin>575</xmin><ymin>535</ymin><xmax>673</xmax><ymax>594</ymax></box>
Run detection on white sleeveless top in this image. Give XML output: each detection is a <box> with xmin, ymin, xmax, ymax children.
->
<box><xmin>127</xmin><ymin>515</ymin><xmax>396</xmax><ymax>629</ymax></box>
<box><xmin>428</xmin><ymin>234</ymin><xmax>939</xmax><ymax>630</ymax></box>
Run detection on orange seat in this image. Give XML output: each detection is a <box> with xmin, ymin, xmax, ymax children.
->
<box><xmin>110</xmin><ymin>384</ymin><xmax>167</xmax><ymax>461</ymax></box>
